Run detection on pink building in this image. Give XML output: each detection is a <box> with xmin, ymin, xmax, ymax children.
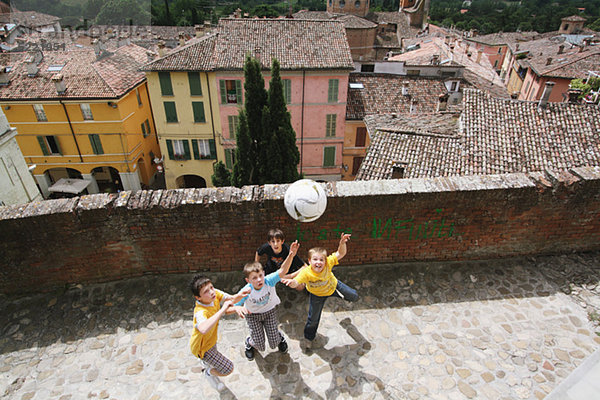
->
<box><xmin>215</xmin><ymin>19</ymin><xmax>354</xmax><ymax>181</ymax></box>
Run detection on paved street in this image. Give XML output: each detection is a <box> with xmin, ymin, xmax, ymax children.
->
<box><xmin>1</xmin><ymin>251</ymin><xmax>600</xmax><ymax>400</ymax></box>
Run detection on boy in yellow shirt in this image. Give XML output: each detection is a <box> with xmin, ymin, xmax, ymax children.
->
<box><xmin>189</xmin><ymin>275</ymin><xmax>250</xmax><ymax>391</ymax></box>
<box><xmin>282</xmin><ymin>233</ymin><xmax>358</xmax><ymax>343</ymax></box>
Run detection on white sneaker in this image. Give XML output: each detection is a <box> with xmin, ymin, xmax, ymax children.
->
<box><xmin>204</xmin><ymin>369</ymin><xmax>225</xmax><ymax>391</ymax></box>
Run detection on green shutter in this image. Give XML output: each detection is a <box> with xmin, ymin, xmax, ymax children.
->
<box><xmin>53</xmin><ymin>137</ymin><xmax>62</xmax><ymax>155</ymax></box>
<box><xmin>235</xmin><ymin>80</ymin><xmax>242</xmax><ymax>104</ymax></box>
<box><xmin>158</xmin><ymin>72</ymin><xmax>173</xmax><ymax>96</ymax></box>
<box><xmin>225</xmin><ymin>149</ymin><xmax>233</xmax><ymax>169</ymax></box>
<box><xmin>141</xmin><ymin>122</ymin><xmax>147</xmax><ymax>137</ymax></box>
<box><xmin>326</xmin><ymin>114</ymin><xmax>336</xmax><ymax>137</ymax></box>
<box><xmin>209</xmin><ymin>139</ymin><xmax>216</xmax><ymax>159</ymax></box>
<box><xmin>144</xmin><ymin>120</ymin><xmax>151</xmax><ymax>136</ymax></box>
<box><xmin>192</xmin><ymin>102</ymin><xmax>206</xmax><ymax>123</ymax></box>
<box><xmin>284</xmin><ymin>79</ymin><xmax>291</xmax><ymax>104</ymax></box>
<box><xmin>228</xmin><ymin>115</ymin><xmax>237</xmax><ymax>137</ymax></box>
<box><xmin>328</xmin><ymin>79</ymin><xmax>339</xmax><ymax>102</ymax></box>
<box><xmin>164</xmin><ymin>102</ymin><xmax>177</xmax><ymax>123</ymax></box>
<box><xmin>89</xmin><ymin>134</ymin><xmax>104</xmax><ymax>155</ymax></box>
<box><xmin>219</xmin><ymin>80</ymin><xmax>227</xmax><ymax>103</ymax></box>
<box><xmin>183</xmin><ymin>140</ymin><xmax>191</xmax><ymax>160</ymax></box>
<box><xmin>192</xmin><ymin>139</ymin><xmax>200</xmax><ymax>159</ymax></box>
<box><xmin>166</xmin><ymin>139</ymin><xmax>174</xmax><ymax>160</ymax></box>
<box><xmin>188</xmin><ymin>72</ymin><xmax>202</xmax><ymax>96</ymax></box>
<box><xmin>324</xmin><ymin>146</ymin><xmax>335</xmax><ymax>167</ymax></box>
<box><xmin>37</xmin><ymin>136</ymin><xmax>50</xmax><ymax>155</ymax></box>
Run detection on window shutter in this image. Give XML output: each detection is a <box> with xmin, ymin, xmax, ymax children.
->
<box><xmin>191</xmin><ymin>139</ymin><xmax>200</xmax><ymax>159</ymax></box>
<box><xmin>166</xmin><ymin>139</ymin><xmax>174</xmax><ymax>160</ymax></box>
<box><xmin>158</xmin><ymin>72</ymin><xmax>173</xmax><ymax>96</ymax></box>
<box><xmin>188</xmin><ymin>72</ymin><xmax>202</xmax><ymax>96</ymax></box>
<box><xmin>328</xmin><ymin>79</ymin><xmax>339</xmax><ymax>102</ymax></box>
<box><xmin>183</xmin><ymin>139</ymin><xmax>191</xmax><ymax>160</ymax></box>
<box><xmin>192</xmin><ymin>102</ymin><xmax>205</xmax><ymax>123</ymax></box>
<box><xmin>37</xmin><ymin>136</ymin><xmax>49</xmax><ymax>155</ymax></box>
<box><xmin>53</xmin><ymin>137</ymin><xmax>62</xmax><ymax>155</ymax></box>
<box><xmin>225</xmin><ymin>149</ymin><xmax>233</xmax><ymax>169</ymax></box>
<box><xmin>355</xmin><ymin>127</ymin><xmax>366</xmax><ymax>147</ymax></box>
<box><xmin>283</xmin><ymin>79</ymin><xmax>291</xmax><ymax>104</ymax></box>
<box><xmin>141</xmin><ymin>122</ymin><xmax>147</xmax><ymax>137</ymax></box>
<box><xmin>209</xmin><ymin>139</ymin><xmax>216</xmax><ymax>159</ymax></box>
<box><xmin>324</xmin><ymin>146</ymin><xmax>335</xmax><ymax>167</ymax></box>
<box><xmin>164</xmin><ymin>102</ymin><xmax>177</xmax><ymax>123</ymax></box>
<box><xmin>219</xmin><ymin>80</ymin><xmax>227</xmax><ymax>103</ymax></box>
<box><xmin>89</xmin><ymin>134</ymin><xmax>104</xmax><ymax>154</ymax></box>
<box><xmin>235</xmin><ymin>80</ymin><xmax>242</xmax><ymax>104</ymax></box>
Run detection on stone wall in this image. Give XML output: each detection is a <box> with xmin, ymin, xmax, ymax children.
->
<box><xmin>1</xmin><ymin>167</ymin><xmax>599</xmax><ymax>294</ymax></box>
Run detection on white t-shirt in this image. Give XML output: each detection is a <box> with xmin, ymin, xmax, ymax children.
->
<box><xmin>236</xmin><ymin>271</ymin><xmax>281</xmax><ymax>314</ymax></box>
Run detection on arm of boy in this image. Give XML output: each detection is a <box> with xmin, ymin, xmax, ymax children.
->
<box><xmin>336</xmin><ymin>233</ymin><xmax>352</xmax><ymax>261</ymax></box>
<box><xmin>229</xmin><ymin>305</ymin><xmax>249</xmax><ymax>319</ymax></box>
<box><xmin>281</xmin><ymin>278</ymin><xmax>299</xmax><ymax>288</ymax></box>
<box><xmin>196</xmin><ymin>299</ymin><xmax>233</xmax><ymax>334</ymax></box>
<box><xmin>278</xmin><ymin>240</ymin><xmax>299</xmax><ymax>278</ymax></box>
<box><xmin>254</xmin><ymin>251</ymin><xmax>261</xmax><ymax>262</ymax></box>
<box><xmin>231</xmin><ymin>287</ymin><xmax>252</xmax><ymax>304</ymax></box>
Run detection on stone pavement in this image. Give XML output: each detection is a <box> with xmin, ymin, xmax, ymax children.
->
<box><xmin>1</xmin><ymin>251</ymin><xmax>600</xmax><ymax>400</ymax></box>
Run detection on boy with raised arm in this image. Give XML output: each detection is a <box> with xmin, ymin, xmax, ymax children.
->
<box><xmin>282</xmin><ymin>233</ymin><xmax>358</xmax><ymax>345</ymax></box>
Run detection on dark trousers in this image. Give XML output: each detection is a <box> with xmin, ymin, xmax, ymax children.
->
<box><xmin>304</xmin><ymin>280</ymin><xmax>358</xmax><ymax>341</ymax></box>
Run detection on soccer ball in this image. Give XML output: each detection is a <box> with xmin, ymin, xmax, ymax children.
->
<box><xmin>284</xmin><ymin>179</ymin><xmax>328</xmax><ymax>223</ymax></box>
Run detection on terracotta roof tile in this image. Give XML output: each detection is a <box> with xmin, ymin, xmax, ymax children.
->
<box><xmin>0</xmin><ymin>11</ymin><xmax>60</xmax><ymax>29</ymax></box>
<box><xmin>357</xmin><ymin>89</ymin><xmax>600</xmax><ymax>180</ymax></box>
<box><xmin>143</xmin><ymin>35</ymin><xmax>216</xmax><ymax>71</ymax></box>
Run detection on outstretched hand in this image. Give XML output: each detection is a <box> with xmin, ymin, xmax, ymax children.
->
<box><xmin>238</xmin><ymin>287</ymin><xmax>251</xmax><ymax>297</ymax></box>
<box><xmin>233</xmin><ymin>305</ymin><xmax>249</xmax><ymax>319</ymax></box>
<box><xmin>281</xmin><ymin>278</ymin><xmax>296</xmax><ymax>288</ymax></box>
<box><xmin>289</xmin><ymin>240</ymin><xmax>300</xmax><ymax>256</ymax></box>
<box><xmin>339</xmin><ymin>233</ymin><xmax>351</xmax><ymax>244</ymax></box>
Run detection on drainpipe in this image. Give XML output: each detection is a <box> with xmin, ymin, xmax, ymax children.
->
<box><xmin>205</xmin><ymin>72</ymin><xmax>218</xmax><ymax>162</ymax></box>
<box><xmin>59</xmin><ymin>100</ymin><xmax>83</xmax><ymax>162</ymax></box>
<box><xmin>300</xmin><ymin>69</ymin><xmax>305</xmax><ymax>175</ymax></box>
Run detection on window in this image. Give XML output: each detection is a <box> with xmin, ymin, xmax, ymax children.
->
<box><xmin>323</xmin><ymin>146</ymin><xmax>335</xmax><ymax>167</ymax></box>
<box><xmin>228</xmin><ymin>114</ymin><xmax>239</xmax><ymax>137</ymax></box>
<box><xmin>80</xmin><ymin>103</ymin><xmax>93</xmax><ymax>120</ymax></box>
<box><xmin>33</xmin><ymin>104</ymin><xmax>47</xmax><ymax>121</ymax></box>
<box><xmin>188</xmin><ymin>72</ymin><xmax>202</xmax><ymax>96</ymax></box>
<box><xmin>352</xmin><ymin>156</ymin><xmax>364</xmax><ymax>175</ymax></box>
<box><xmin>141</xmin><ymin>119</ymin><xmax>151</xmax><ymax>137</ymax></box>
<box><xmin>494</xmin><ymin>60</ymin><xmax>499</xmax><ymax>68</ymax></box>
<box><xmin>136</xmin><ymin>88</ymin><xmax>142</xmax><ymax>106</ymax></box>
<box><xmin>158</xmin><ymin>72</ymin><xmax>173</xmax><ymax>96</ymax></box>
<box><xmin>219</xmin><ymin>79</ymin><xmax>242</xmax><ymax>104</ymax></box>
<box><xmin>166</xmin><ymin>139</ymin><xmax>190</xmax><ymax>160</ymax></box>
<box><xmin>406</xmin><ymin>70</ymin><xmax>420</xmax><ymax>76</ymax></box>
<box><xmin>339</xmin><ymin>0</ymin><xmax>345</xmax><ymax>8</ymax></box>
<box><xmin>192</xmin><ymin>139</ymin><xmax>216</xmax><ymax>159</ymax></box>
<box><xmin>450</xmin><ymin>81</ymin><xmax>458</xmax><ymax>91</ymax></box>
<box><xmin>192</xmin><ymin>102</ymin><xmax>206</xmax><ymax>123</ymax></box>
<box><xmin>89</xmin><ymin>134</ymin><xmax>103</xmax><ymax>154</ymax></box>
<box><xmin>361</xmin><ymin>64</ymin><xmax>375</xmax><ymax>72</ymax></box>
<box><xmin>164</xmin><ymin>101</ymin><xmax>178</xmax><ymax>123</ymax></box>
<box><xmin>328</xmin><ymin>79</ymin><xmax>339</xmax><ymax>102</ymax></box>
<box><xmin>355</xmin><ymin>0</ymin><xmax>361</xmax><ymax>8</ymax></box>
<box><xmin>225</xmin><ymin>148</ymin><xmax>236</xmax><ymax>169</ymax></box>
<box><xmin>282</xmin><ymin>79</ymin><xmax>291</xmax><ymax>104</ymax></box>
<box><xmin>355</xmin><ymin>127</ymin><xmax>366</xmax><ymax>147</ymax></box>
<box><xmin>497</xmin><ymin>47</ymin><xmax>502</xmax><ymax>54</ymax></box>
<box><xmin>326</xmin><ymin>114</ymin><xmax>336</xmax><ymax>137</ymax></box>
<box><xmin>37</xmin><ymin>135</ymin><xmax>61</xmax><ymax>155</ymax></box>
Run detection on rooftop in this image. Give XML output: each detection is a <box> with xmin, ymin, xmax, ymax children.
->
<box><xmin>357</xmin><ymin>88</ymin><xmax>600</xmax><ymax>180</ymax></box>
<box><xmin>0</xmin><ymin>10</ymin><xmax>60</xmax><ymax>29</ymax></box>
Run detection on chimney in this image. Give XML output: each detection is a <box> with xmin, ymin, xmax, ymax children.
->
<box><xmin>437</xmin><ymin>93</ymin><xmax>449</xmax><ymax>112</ymax></box>
<box><xmin>146</xmin><ymin>50</ymin><xmax>155</xmax><ymax>63</ymax></box>
<box><xmin>410</xmin><ymin>99</ymin><xmax>418</xmax><ymax>114</ymax></box>
<box><xmin>476</xmin><ymin>49</ymin><xmax>483</xmax><ymax>63</ymax></box>
<box><xmin>0</xmin><ymin>66</ymin><xmax>10</xmax><ymax>85</ymax></box>
<box><xmin>431</xmin><ymin>54</ymin><xmax>440</xmax><ymax>65</ymax></box>
<box><xmin>566</xmin><ymin>88</ymin><xmax>582</xmax><ymax>104</ymax></box>
<box><xmin>538</xmin><ymin>81</ymin><xmax>555</xmax><ymax>110</ymax></box>
<box><xmin>546</xmin><ymin>57</ymin><xmax>552</xmax><ymax>66</ymax></box>
<box><xmin>558</xmin><ymin>44</ymin><xmax>564</xmax><ymax>54</ymax></box>
<box><xmin>178</xmin><ymin>32</ymin><xmax>185</xmax><ymax>47</ymax></box>
<box><xmin>52</xmin><ymin>74</ymin><xmax>66</xmax><ymax>94</ymax></box>
<box><xmin>92</xmin><ymin>38</ymin><xmax>105</xmax><ymax>58</ymax></box>
<box><xmin>194</xmin><ymin>24</ymin><xmax>203</xmax><ymax>38</ymax></box>
<box><xmin>24</xmin><ymin>50</ymin><xmax>43</xmax><ymax>77</ymax></box>
<box><xmin>515</xmin><ymin>43</ymin><xmax>520</xmax><ymax>51</ymax></box>
<box><xmin>402</xmin><ymin>81</ymin><xmax>409</xmax><ymax>96</ymax></box>
<box><xmin>157</xmin><ymin>41</ymin><xmax>165</xmax><ymax>58</ymax></box>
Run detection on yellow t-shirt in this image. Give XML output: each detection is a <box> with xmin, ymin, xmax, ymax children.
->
<box><xmin>189</xmin><ymin>290</ymin><xmax>224</xmax><ymax>358</ymax></box>
<box><xmin>294</xmin><ymin>253</ymin><xmax>339</xmax><ymax>297</ymax></box>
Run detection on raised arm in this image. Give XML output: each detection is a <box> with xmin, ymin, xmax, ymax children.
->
<box><xmin>254</xmin><ymin>251</ymin><xmax>261</xmax><ymax>262</ymax></box>
<box><xmin>336</xmin><ymin>233</ymin><xmax>351</xmax><ymax>261</ymax></box>
<box><xmin>196</xmin><ymin>299</ymin><xmax>232</xmax><ymax>334</ymax></box>
<box><xmin>279</xmin><ymin>240</ymin><xmax>300</xmax><ymax>278</ymax></box>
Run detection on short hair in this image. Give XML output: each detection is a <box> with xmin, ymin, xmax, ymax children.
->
<box><xmin>190</xmin><ymin>275</ymin><xmax>212</xmax><ymax>297</ymax></box>
<box><xmin>243</xmin><ymin>262</ymin><xmax>264</xmax><ymax>277</ymax></box>
<box><xmin>267</xmin><ymin>228</ymin><xmax>285</xmax><ymax>241</ymax></box>
<box><xmin>308</xmin><ymin>247</ymin><xmax>327</xmax><ymax>260</ymax></box>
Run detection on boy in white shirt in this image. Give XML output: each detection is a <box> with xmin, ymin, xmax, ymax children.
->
<box><xmin>235</xmin><ymin>240</ymin><xmax>300</xmax><ymax>360</ymax></box>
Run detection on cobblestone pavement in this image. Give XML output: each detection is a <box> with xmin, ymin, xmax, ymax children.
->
<box><xmin>1</xmin><ymin>252</ymin><xmax>600</xmax><ymax>400</ymax></box>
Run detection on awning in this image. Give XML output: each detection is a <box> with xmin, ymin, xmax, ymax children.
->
<box><xmin>48</xmin><ymin>178</ymin><xmax>91</xmax><ymax>194</ymax></box>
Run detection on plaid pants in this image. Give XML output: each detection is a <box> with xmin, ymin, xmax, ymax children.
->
<box><xmin>199</xmin><ymin>345</ymin><xmax>233</xmax><ymax>375</ymax></box>
<box><xmin>246</xmin><ymin>307</ymin><xmax>283</xmax><ymax>352</ymax></box>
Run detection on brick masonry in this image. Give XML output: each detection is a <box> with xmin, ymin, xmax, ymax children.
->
<box><xmin>1</xmin><ymin>167</ymin><xmax>599</xmax><ymax>295</ymax></box>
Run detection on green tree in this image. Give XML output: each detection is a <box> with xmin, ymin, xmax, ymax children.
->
<box><xmin>211</xmin><ymin>161</ymin><xmax>232</xmax><ymax>187</ymax></box>
<box><xmin>96</xmin><ymin>0</ymin><xmax>151</xmax><ymax>25</ymax></box>
<box><xmin>232</xmin><ymin>110</ymin><xmax>255</xmax><ymax>187</ymax></box>
<box><xmin>588</xmin><ymin>17</ymin><xmax>600</xmax><ymax>31</ymax></box>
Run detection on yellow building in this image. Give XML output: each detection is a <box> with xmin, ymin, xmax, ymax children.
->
<box><xmin>0</xmin><ymin>44</ymin><xmax>161</xmax><ymax>197</ymax></box>
<box><xmin>143</xmin><ymin>35</ymin><xmax>223</xmax><ymax>189</ymax></box>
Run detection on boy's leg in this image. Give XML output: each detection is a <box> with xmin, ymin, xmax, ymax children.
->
<box><xmin>263</xmin><ymin>307</ymin><xmax>284</xmax><ymax>349</ymax></box>
<box><xmin>333</xmin><ymin>280</ymin><xmax>359</xmax><ymax>302</ymax></box>
<box><xmin>202</xmin><ymin>345</ymin><xmax>233</xmax><ymax>377</ymax></box>
<box><xmin>304</xmin><ymin>294</ymin><xmax>328</xmax><ymax>341</ymax></box>
<box><xmin>246</xmin><ymin>313</ymin><xmax>267</xmax><ymax>352</ymax></box>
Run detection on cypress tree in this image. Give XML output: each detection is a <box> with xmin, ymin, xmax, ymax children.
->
<box><xmin>211</xmin><ymin>161</ymin><xmax>231</xmax><ymax>187</ymax></box>
<box><xmin>231</xmin><ymin>110</ymin><xmax>254</xmax><ymax>187</ymax></box>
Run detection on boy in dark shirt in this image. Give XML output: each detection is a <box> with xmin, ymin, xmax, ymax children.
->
<box><xmin>255</xmin><ymin>229</ymin><xmax>305</xmax><ymax>289</ymax></box>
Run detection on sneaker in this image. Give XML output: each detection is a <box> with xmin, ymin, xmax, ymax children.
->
<box><xmin>204</xmin><ymin>369</ymin><xmax>224</xmax><ymax>391</ymax></box>
<box><xmin>245</xmin><ymin>337</ymin><xmax>255</xmax><ymax>361</ymax></box>
<box><xmin>278</xmin><ymin>336</ymin><xmax>288</xmax><ymax>353</ymax></box>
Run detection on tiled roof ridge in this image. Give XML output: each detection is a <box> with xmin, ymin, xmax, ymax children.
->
<box><xmin>541</xmin><ymin>48</ymin><xmax>600</xmax><ymax>75</ymax></box>
<box><xmin>92</xmin><ymin>43</ymin><xmax>147</xmax><ymax>96</ymax></box>
<box><xmin>147</xmin><ymin>33</ymin><xmax>215</xmax><ymax>65</ymax></box>
<box><xmin>376</xmin><ymin>126</ymin><xmax>461</xmax><ymax>138</ymax></box>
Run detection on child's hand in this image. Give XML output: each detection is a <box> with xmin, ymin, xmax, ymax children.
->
<box><xmin>340</xmin><ymin>233</ymin><xmax>351</xmax><ymax>244</ymax></box>
<box><xmin>222</xmin><ymin>299</ymin><xmax>234</xmax><ymax>311</ymax></box>
<box><xmin>238</xmin><ymin>287</ymin><xmax>251</xmax><ymax>297</ymax></box>
<box><xmin>281</xmin><ymin>278</ymin><xmax>295</xmax><ymax>287</ymax></box>
<box><xmin>289</xmin><ymin>240</ymin><xmax>300</xmax><ymax>256</ymax></box>
<box><xmin>233</xmin><ymin>306</ymin><xmax>249</xmax><ymax>319</ymax></box>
